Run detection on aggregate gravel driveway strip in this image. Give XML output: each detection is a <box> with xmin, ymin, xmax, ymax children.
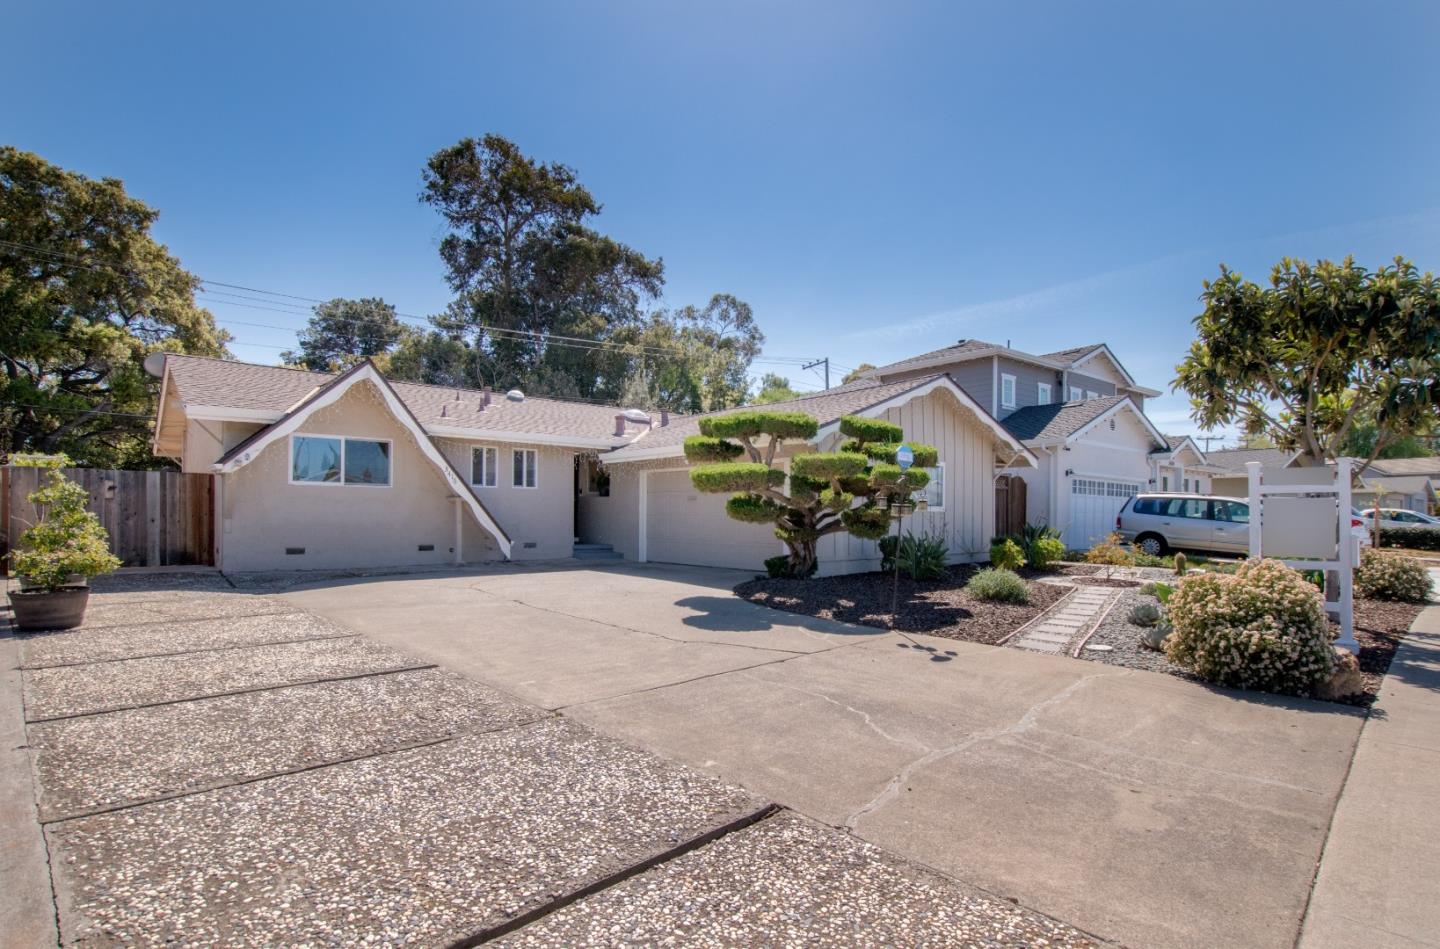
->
<box><xmin>23</xmin><ymin>638</ymin><xmax>430</xmax><ymax>721</ymax></box>
<box><xmin>498</xmin><ymin>810</ymin><xmax>1099</xmax><ymax>948</ymax></box>
<box><xmin>18</xmin><ymin>611</ymin><xmax>355</xmax><ymax>668</ymax></box>
<box><xmin>47</xmin><ymin>718</ymin><xmax>766</xmax><ymax>947</ymax></box>
<box><xmin>28</xmin><ymin>668</ymin><xmax>544</xmax><ymax>821</ymax></box>
<box><xmin>63</xmin><ymin>592</ymin><xmax>297</xmax><ymax>630</ymax></box>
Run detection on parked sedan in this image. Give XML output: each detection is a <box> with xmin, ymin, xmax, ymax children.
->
<box><xmin>1356</xmin><ymin>507</ymin><xmax>1440</xmax><ymax>530</ymax></box>
<box><xmin>1116</xmin><ymin>493</ymin><xmax>1369</xmax><ymax>556</ymax></box>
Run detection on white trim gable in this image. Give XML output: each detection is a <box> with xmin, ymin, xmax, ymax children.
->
<box><xmin>1063</xmin><ymin>398</ymin><xmax>1167</xmax><ymax>449</ymax></box>
<box><xmin>211</xmin><ymin>362</ymin><xmax>513</xmax><ymax>557</ymax></box>
<box><xmin>814</xmin><ymin>376</ymin><xmax>1039</xmax><ymax>467</ymax></box>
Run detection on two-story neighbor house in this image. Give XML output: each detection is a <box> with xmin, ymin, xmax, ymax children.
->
<box><xmin>860</xmin><ymin>341</ymin><xmax>1170</xmax><ymax>548</ymax></box>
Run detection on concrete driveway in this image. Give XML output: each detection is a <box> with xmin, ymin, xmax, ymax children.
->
<box><xmin>284</xmin><ymin>562</ymin><xmax>1366</xmax><ymax>949</ymax></box>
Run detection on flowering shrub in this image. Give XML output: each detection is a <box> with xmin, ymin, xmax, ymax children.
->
<box><xmin>1164</xmin><ymin>559</ymin><xmax>1333</xmax><ymax>695</ymax></box>
<box><xmin>966</xmin><ymin>568</ymin><xmax>1029</xmax><ymax>604</ymax></box>
<box><xmin>1084</xmin><ymin>534</ymin><xmax>1130</xmax><ymax>566</ymax></box>
<box><xmin>989</xmin><ymin>538</ymin><xmax>1026</xmax><ymax>571</ymax></box>
<box><xmin>1354</xmin><ymin>549</ymin><xmax>1433</xmax><ymax>603</ymax></box>
<box><xmin>8</xmin><ymin>460</ymin><xmax>121</xmax><ymax>591</ymax></box>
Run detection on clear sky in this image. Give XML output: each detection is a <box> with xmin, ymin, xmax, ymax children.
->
<box><xmin>7</xmin><ymin>1</ymin><xmax>1438</xmax><ymax>441</ymax></box>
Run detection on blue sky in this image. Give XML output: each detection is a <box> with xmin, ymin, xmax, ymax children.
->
<box><xmin>7</xmin><ymin>1</ymin><xmax>1438</xmax><ymax>440</ymax></box>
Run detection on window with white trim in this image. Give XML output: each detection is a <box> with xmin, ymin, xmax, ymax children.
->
<box><xmin>922</xmin><ymin>463</ymin><xmax>945</xmax><ymax>510</ymax></box>
<box><xmin>1037</xmin><ymin>382</ymin><xmax>1051</xmax><ymax>404</ymax></box>
<box><xmin>1086</xmin><ymin>389</ymin><xmax>1099</xmax><ymax>400</ymax></box>
<box><xmin>290</xmin><ymin>435</ymin><xmax>391</xmax><ymax>486</ymax></box>
<box><xmin>1000</xmin><ymin>373</ymin><xmax>1016</xmax><ymax>409</ymax></box>
<box><xmin>1069</xmin><ymin>386</ymin><xmax>1082</xmax><ymax>401</ymax></box>
<box><xmin>471</xmin><ymin>447</ymin><xmax>497</xmax><ymax>487</ymax></box>
<box><xmin>512</xmin><ymin>449</ymin><xmax>538</xmax><ymax>488</ymax></box>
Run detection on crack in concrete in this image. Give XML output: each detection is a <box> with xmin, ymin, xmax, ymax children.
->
<box><xmin>844</xmin><ymin>670</ymin><xmax>1123</xmax><ymax>831</ymax></box>
<box><xmin>738</xmin><ymin>672</ymin><xmax>932</xmax><ymax>754</ymax></box>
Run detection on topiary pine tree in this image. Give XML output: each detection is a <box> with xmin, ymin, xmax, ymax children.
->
<box><xmin>683</xmin><ymin>411</ymin><xmax>938</xmax><ymax>577</ymax></box>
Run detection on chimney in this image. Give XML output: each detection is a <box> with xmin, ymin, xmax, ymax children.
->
<box><xmin>614</xmin><ymin>414</ymin><xmax>626</xmax><ymax>437</ymax></box>
<box><xmin>660</xmin><ymin>410</ymin><xmax>669</xmax><ymax>427</ymax></box>
<box><xmin>441</xmin><ymin>403</ymin><xmax>449</xmax><ymax>418</ymax></box>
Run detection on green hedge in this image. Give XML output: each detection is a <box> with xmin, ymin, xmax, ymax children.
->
<box><xmin>1380</xmin><ymin>526</ymin><xmax>1440</xmax><ymax>551</ymax></box>
<box><xmin>699</xmin><ymin>411</ymin><xmax>818</xmax><ymax>441</ymax></box>
<box><xmin>791</xmin><ymin>452</ymin><xmax>868</xmax><ymax>481</ymax></box>
<box><xmin>839</xmin><ymin>415</ymin><xmax>903</xmax><ymax>445</ymax></box>
<box><xmin>690</xmin><ymin>463</ymin><xmax>786</xmax><ymax>493</ymax></box>
<box><xmin>682</xmin><ymin>436</ymin><xmax>743</xmax><ymax>463</ymax></box>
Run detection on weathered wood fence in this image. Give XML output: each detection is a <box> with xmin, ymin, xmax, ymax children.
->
<box><xmin>1</xmin><ymin>467</ymin><xmax>214</xmax><ymax>572</ymax></box>
<box><xmin>995</xmin><ymin>474</ymin><xmax>1028</xmax><ymax>539</ymax></box>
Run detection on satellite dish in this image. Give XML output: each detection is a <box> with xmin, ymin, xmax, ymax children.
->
<box><xmin>505</xmin><ymin>389</ymin><xmax>525</xmax><ymax>402</ymax></box>
<box><xmin>622</xmin><ymin>408</ymin><xmax>651</xmax><ymax>423</ymax></box>
<box><xmin>143</xmin><ymin>352</ymin><xmax>168</xmax><ymax>378</ymax></box>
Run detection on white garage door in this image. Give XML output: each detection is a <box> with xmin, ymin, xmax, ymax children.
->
<box><xmin>1068</xmin><ymin>477</ymin><xmax>1143</xmax><ymax>550</ymax></box>
<box><xmin>644</xmin><ymin>469</ymin><xmax>781</xmax><ymax>570</ymax></box>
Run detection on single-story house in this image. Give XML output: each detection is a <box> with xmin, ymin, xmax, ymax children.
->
<box><xmin>587</xmin><ymin>373</ymin><xmax>1037</xmax><ymax>576</ymax></box>
<box><xmin>1203</xmin><ymin>447</ymin><xmax>1302</xmax><ymax>498</ymax></box>
<box><xmin>151</xmin><ymin>355</ymin><xmax>1034</xmax><ymax>575</ymax></box>
<box><xmin>1148</xmin><ymin>435</ymin><xmax>1220</xmax><ymax>495</ymax></box>
<box><xmin>1204</xmin><ymin>449</ymin><xmax>1438</xmax><ymax>514</ymax></box>
<box><xmin>995</xmin><ymin>396</ymin><xmax>1169</xmax><ymax>549</ymax></box>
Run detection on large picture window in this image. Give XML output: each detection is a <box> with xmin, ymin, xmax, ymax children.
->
<box><xmin>512</xmin><ymin>449</ymin><xmax>538</xmax><ymax>488</ymax></box>
<box><xmin>290</xmin><ymin>435</ymin><xmax>390</xmax><ymax>486</ymax></box>
<box><xmin>471</xmin><ymin>447</ymin><xmax>497</xmax><ymax>487</ymax></box>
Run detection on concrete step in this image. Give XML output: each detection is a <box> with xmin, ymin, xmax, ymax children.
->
<box><xmin>573</xmin><ymin>543</ymin><xmax>624</xmax><ymax>561</ymax></box>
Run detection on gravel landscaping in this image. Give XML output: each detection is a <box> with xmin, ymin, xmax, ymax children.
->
<box><xmin>1072</xmin><ymin>587</ymin><xmax>1424</xmax><ymax>707</ymax></box>
<box><xmin>735</xmin><ymin>565</ymin><xmax>1068</xmax><ymax>644</ymax></box>
<box><xmin>49</xmin><ymin>718</ymin><xmax>764</xmax><ymax>947</ymax></box>
<box><xmin>498</xmin><ymin>810</ymin><xmax>1097</xmax><ymax>948</ymax></box>
<box><xmin>29</xmin><ymin>668</ymin><xmax>544</xmax><ymax>820</ymax></box>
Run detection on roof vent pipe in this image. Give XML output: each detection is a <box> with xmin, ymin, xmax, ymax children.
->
<box><xmin>482</xmin><ymin>386</ymin><xmax>492</xmax><ymax>408</ymax></box>
<box><xmin>506</xmin><ymin>389</ymin><xmax>524</xmax><ymax>402</ymax></box>
<box><xmin>660</xmin><ymin>410</ymin><xmax>669</xmax><ymax>427</ymax></box>
<box><xmin>614</xmin><ymin>414</ymin><xmax>626</xmax><ymax>437</ymax></box>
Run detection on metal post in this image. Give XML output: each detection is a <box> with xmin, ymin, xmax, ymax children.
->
<box><xmin>890</xmin><ymin>475</ymin><xmax>905</xmax><ymax>623</ymax></box>
<box><xmin>1246</xmin><ymin>461</ymin><xmax>1262</xmax><ymax>559</ymax></box>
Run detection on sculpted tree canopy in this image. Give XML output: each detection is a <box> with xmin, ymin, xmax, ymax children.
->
<box><xmin>684</xmin><ymin>412</ymin><xmax>937</xmax><ymax>577</ymax></box>
<box><xmin>282</xmin><ymin>297</ymin><xmax>406</xmax><ymax>371</ymax></box>
<box><xmin>420</xmin><ymin>134</ymin><xmax>664</xmax><ymax>399</ymax></box>
<box><xmin>1175</xmin><ymin>256</ymin><xmax>1440</xmax><ymax>469</ymax></box>
<box><xmin>0</xmin><ymin>147</ymin><xmax>230</xmax><ymax>467</ymax></box>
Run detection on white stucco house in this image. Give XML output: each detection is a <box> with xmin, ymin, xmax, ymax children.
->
<box><xmin>151</xmin><ymin>355</ymin><xmax>1033</xmax><ymax>575</ymax></box>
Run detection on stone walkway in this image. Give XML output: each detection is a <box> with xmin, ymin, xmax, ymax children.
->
<box><xmin>1010</xmin><ymin>585</ymin><xmax>1118</xmax><ymax>654</ymax></box>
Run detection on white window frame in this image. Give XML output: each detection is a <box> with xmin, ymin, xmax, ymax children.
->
<box><xmin>512</xmin><ymin>448</ymin><xmax>539</xmax><ymax>489</ymax></box>
<box><xmin>288</xmin><ymin>433</ymin><xmax>393</xmax><ymax>488</ymax></box>
<box><xmin>1037</xmin><ymin>382</ymin><xmax>1051</xmax><ymax>404</ymax></box>
<box><xmin>1000</xmin><ymin>373</ymin><xmax>1017</xmax><ymax>409</ymax></box>
<box><xmin>1086</xmin><ymin>389</ymin><xmax>1099</xmax><ymax>400</ymax></box>
<box><xmin>1069</xmin><ymin>386</ymin><xmax>1082</xmax><ymax>401</ymax></box>
<box><xmin>470</xmin><ymin>446</ymin><xmax>498</xmax><ymax>488</ymax></box>
<box><xmin>922</xmin><ymin>462</ymin><xmax>945</xmax><ymax>511</ymax></box>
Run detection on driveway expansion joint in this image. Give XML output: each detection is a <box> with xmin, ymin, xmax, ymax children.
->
<box><xmin>17</xmin><ymin>632</ymin><xmax>360</xmax><ymax>670</ymax></box>
<box><xmin>24</xmin><ymin>663</ymin><xmax>438</xmax><ymax>723</ymax></box>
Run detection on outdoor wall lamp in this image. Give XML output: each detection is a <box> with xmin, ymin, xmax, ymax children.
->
<box><xmin>1065</xmin><ymin>468</ymin><xmax>1075</xmax><ymax>477</ymax></box>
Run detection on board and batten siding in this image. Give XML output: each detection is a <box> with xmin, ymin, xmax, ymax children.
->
<box><xmin>814</xmin><ymin>388</ymin><xmax>997</xmax><ymax>576</ymax></box>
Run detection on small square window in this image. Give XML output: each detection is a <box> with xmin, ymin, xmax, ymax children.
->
<box><xmin>343</xmin><ymin>439</ymin><xmax>391</xmax><ymax>485</ymax></box>
<box><xmin>1069</xmin><ymin>386</ymin><xmax>1082</xmax><ymax>401</ymax></box>
<box><xmin>291</xmin><ymin>436</ymin><xmax>342</xmax><ymax>483</ymax></box>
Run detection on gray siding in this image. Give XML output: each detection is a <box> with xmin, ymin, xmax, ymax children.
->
<box><xmin>995</xmin><ymin>356</ymin><xmax>1063</xmax><ymax>420</ymax></box>
<box><xmin>883</xmin><ymin>358</ymin><xmax>995</xmax><ymax>416</ymax></box>
<box><xmin>1064</xmin><ymin>370</ymin><xmax>1118</xmax><ymax>400</ymax></box>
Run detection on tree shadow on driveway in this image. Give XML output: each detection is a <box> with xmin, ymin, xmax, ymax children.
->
<box><xmin>673</xmin><ymin>595</ymin><xmax>885</xmax><ymax>638</ymax></box>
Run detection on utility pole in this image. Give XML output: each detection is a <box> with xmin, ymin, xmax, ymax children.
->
<box><xmin>1198</xmin><ymin>435</ymin><xmax>1223</xmax><ymax>450</ymax></box>
<box><xmin>803</xmin><ymin>357</ymin><xmax>830</xmax><ymax>390</ymax></box>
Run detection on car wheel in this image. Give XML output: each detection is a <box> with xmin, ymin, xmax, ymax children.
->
<box><xmin>1136</xmin><ymin>534</ymin><xmax>1167</xmax><ymax>556</ymax></box>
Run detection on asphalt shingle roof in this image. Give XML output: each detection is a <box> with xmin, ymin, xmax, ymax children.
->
<box><xmin>164</xmin><ymin>355</ymin><xmax>647</xmax><ymax>446</ymax></box>
<box><xmin>1039</xmin><ymin>344</ymin><xmax>1105</xmax><ymax>365</ymax></box>
<box><xmin>1365</xmin><ymin>456</ymin><xmax>1440</xmax><ymax>478</ymax></box>
<box><xmin>999</xmin><ymin>396</ymin><xmax>1126</xmax><ymax>442</ymax></box>
<box><xmin>865</xmin><ymin>340</ymin><xmax>1004</xmax><ymax>376</ymax></box>
<box><xmin>605</xmin><ymin>374</ymin><xmax>961</xmax><ymax>460</ymax></box>
<box><xmin>1202</xmin><ymin>447</ymin><xmax>1296</xmax><ymax>472</ymax></box>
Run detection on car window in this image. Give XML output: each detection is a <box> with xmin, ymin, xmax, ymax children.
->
<box><xmin>1393</xmin><ymin>511</ymin><xmax>1421</xmax><ymax>523</ymax></box>
<box><xmin>1160</xmin><ymin>498</ymin><xmax>1210</xmax><ymax>519</ymax></box>
<box><xmin>1212</xmin><ymin>500</ymin><xmax>1249</xmax><ymax>523</ymax></box>
<box><xmin>1131</xmin><ymin>498</ymin><xmax>1158</xmax><ymax>515</ymax></box>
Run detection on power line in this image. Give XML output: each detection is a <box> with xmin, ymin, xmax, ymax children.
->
<box><xmin>4</xmin><ymin>238</ymin><xmax>827</xmax><ymax>368</ymax></box>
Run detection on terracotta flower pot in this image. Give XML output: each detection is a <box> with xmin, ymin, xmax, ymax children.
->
<box><xmin>8</xmin><ymin>586</ymin><xmax>90</xmax><ymax>631</ymax></box>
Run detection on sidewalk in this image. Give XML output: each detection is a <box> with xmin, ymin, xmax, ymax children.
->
<box><xmin>1300</xmin><ymin>591</ymin><xmax>1440</xmax><ymax>949</ymax></box>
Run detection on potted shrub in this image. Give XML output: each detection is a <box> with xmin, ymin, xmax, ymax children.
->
<box><xmin>6</xmin><ymin>458</ymin><xmax>121</xmax><ymax>630</ymax></box>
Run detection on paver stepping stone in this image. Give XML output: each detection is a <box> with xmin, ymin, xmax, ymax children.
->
<box><xmin>497</xmin><ymin>811</ymin><xmax>1095</xmax><ymax>947</ymax></box>
<box><xmin>29</xmin><ymin>668</ymin><xmax>543</xmax><ymax>821</ymax></box>
<box><xmin>19</xmin><ymin>612</ymin><xmax>354</xmax><ymax>669</ymax></box>
<box><xmin>47</xmin><ymin>718</ymin><xmax>765</xmax><ymax>947</ymax></box>
<box><xmin>23</xmin><ymin>638</ymin><xmax>427</xmax><ymax>721</ymax></box>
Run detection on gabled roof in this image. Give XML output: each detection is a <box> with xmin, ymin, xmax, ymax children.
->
<box><xmin>603</xmin><ymin>373</ymin><xmax>1036</xmax><ymax>466</ymax></box>
<box><xmin>863</xmin><ymin>340</ymin><xmax>1011</xmax><ymax>377</ymax></box>
<box><xmin>1365</xmin><ymin>456</ymin><xmax>1440</xmax><ymax>478</ymax></box>
<box><xmin>1355</xmin><ymin>474</ymin><xmax>1438</xmax><ymax>496</ymax></box>
<box><xmin>160</xmin><ymin>354</ymin><xmax>646</xmax><ymax>449</ymax></box>
<box><xmin>1000</xmin><ymin>395</ymin><xmax>1166</xmax><ymax>448</ymax></box>
<box><xmin>1040</xmin><ymin>343</ymin><xmax>1106</xmax><ymax>365</ymax></box>
<box><xmin>1151</xmin><ymin>433</ymin><xmax>1202</xmax><ymax>458</ymax></box>
<box><xmin>209</xmin><ymin>360</ymin><xmax>512</xmax><ymax>557</ymax></box>
<box><xmin>1203</xmin><ymin>447</ymin><xmax>1300</xmax><ymax>472</ymax></box>
<box><xmin>864</xmin><ymin>339</ymin><xmax>1160</xmax><ymax>397</ymax></box>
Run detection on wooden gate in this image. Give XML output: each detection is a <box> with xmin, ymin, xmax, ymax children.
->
<box><xmin>1</xmin><ymin>467</ymin><xmax>214</xmax><ymax>572</ymax></box>
<box><xmin>995</xmin><ymin>474</ymin><xmax>1028</xmax><ymax>538</ymax></box>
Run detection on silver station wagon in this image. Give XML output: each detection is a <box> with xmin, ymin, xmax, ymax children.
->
<box><xmin>1116</xmin><ymin>493</ymin><xmax>1369</xmax><ymax>556</ymax></box>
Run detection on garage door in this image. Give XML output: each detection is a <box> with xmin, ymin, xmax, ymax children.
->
<box><xmin>1068</xmin><ymin>477</ymin><xmax>1143</xmax><ymax>550</ymax></box>
<box><xmin>644</xmin><ymin>469</ymin><xmax>781</xmax><ymax>570</ymax></box>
